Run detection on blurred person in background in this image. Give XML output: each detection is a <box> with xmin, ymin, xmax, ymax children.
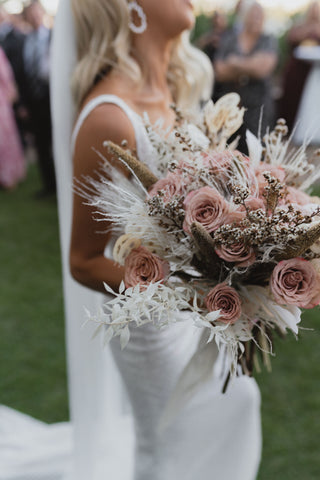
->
<box><xmin>228</xmin><ymin>0</ymin><xmax>245</xmax><ymax>34</ymax></box>
<box><xmin>214</xmin><ymin>1</ymin><xmax>278</xmax><ymax>154</ymax></box>
<box><xmin>10</xmin><ymin>12</ymin><xmax>33</xmax><ymax>34</ymax></box>
<box><xmin>0</xmin><ymin>6</ymin><xmax>28</xmax><ymax>147</ymax></box>
<box><xmin>23</xmin><ymin>0</ymin><xmax>55</xmax><ymax>196</ymax></box>
<box><xmin>278</xmin><ymin>1</ymin><xmax>320</xmax><ymax>133</ymax></box>
<box><xmin>0</xmin><ymin>46</ymin><xmax>25</xmax><ymax>189</ymax></box>
<box><xmin>196</xmin><ymin>11</ymin><xmax>228</xmax><ymax>62</ymax></box>
<box><xmin>196</xmin><ymin>10</ymin><xmax>228</xmax><ymax>102</ymax></box>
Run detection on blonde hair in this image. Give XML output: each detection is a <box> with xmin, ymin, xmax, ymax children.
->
<box><xmin>71</xmin><ymin>0</ymin><xmax>213</xmax><ymax>110</ymax></box>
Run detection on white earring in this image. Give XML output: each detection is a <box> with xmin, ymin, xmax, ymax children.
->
<box><xmin>128</xmin><ymin>1</ymin><xmax>147</xmax><ymax>34</ymax></box>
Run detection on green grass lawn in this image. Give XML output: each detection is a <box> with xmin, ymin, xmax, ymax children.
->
<box><xmin>0</xmin><ymin>163</ymin><xmax>68</xmax><ymax>422</ymax></box>
<box><xmin>0</xmin><ymin>163</ymin><xmax>319</xmax><ymax>477</ymax></box>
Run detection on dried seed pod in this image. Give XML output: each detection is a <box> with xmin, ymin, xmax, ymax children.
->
<box><xmin>104</xmin><ymin>141</ymin><xmax>159</xmax><ymax>189</ymax></box>
<box><xmin>190</xmin><ymin>221</ymin><xmax>216</xmax><ymax>258</ymax></box>
<box><xmin>276</xmin><ymin>221</ymin><xmax>320</xmax><ymax>260</ymax></box>
<box><xmin>113</xmin><ymin>234</ymin><xmax>142</xmax><ymax>265</ymax></box>
<box><xmin>266</xmin><ymin>190</ymin><xmax>279</xmax><ymax>213</ymax></box>
<box><xmin>190</xmin><ymin>221</ymin><xmax>222</xmax><ymax>278</ymax></box>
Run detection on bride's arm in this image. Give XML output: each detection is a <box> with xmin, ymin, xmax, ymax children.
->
<box><xmin>70</xmin><ymin>103</ymin><xmax>136</xmax><ymax>293</ymax></box>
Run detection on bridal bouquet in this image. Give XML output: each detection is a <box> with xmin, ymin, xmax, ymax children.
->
<box><xmin>82</xmin><ymin>93</ymin><xmax>320</xmax><ymax>391</ymax></box>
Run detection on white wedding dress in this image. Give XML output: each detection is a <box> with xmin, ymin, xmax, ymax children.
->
<box><xmin>293</xmin><ymin>46</ymin><xmax>320</xmax><ymax>145</ymax></box>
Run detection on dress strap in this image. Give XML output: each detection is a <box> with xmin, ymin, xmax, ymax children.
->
<box><xmin>71</xmin><ymin>94</ymin><xmax>142</xmax><ymax>154</ymax></box>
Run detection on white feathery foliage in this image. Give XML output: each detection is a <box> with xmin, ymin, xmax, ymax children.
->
<box><xmin>83</xmin><ymin>173</ymin><xmax>146</xmax><ymax>234</ymax></box>
<box><xmin>74</xmin><ymin>148</ymin><xmax>147</xmax><ymax>222</ymax></box>
<box><xmin>124</xmin><ymin>204</ymin><xmax>194</xmax><ymax>268</ymax></box>
<box><xmin>88</xmin><ymin>280</ymin><xmax>194</xmax><ymax>349</ymax></box>
<box><xmin>78</xmin><ymin>153</ymin><xmax>195</xmax><ymax>267</ymax></box>
<box><xmin>250</xmin><ymin>128</ymin><xmax>320</xmax><ymax>191</ymax></box>
<box><xmin>246</xmin><ymin>130</ymin><xmax>263</xmax><ymax>168</ymax></box>
<box><xmin>240</xmin><ymin>285</ymin><xmax>301</xmax><ymax>335</ymax></box>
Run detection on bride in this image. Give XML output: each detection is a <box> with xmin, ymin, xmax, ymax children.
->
<box><xmin>68</xmin><ymin>0</ymin><xmax>262</xmax><ymax>479</ymax></box>
<box><xmin>0</xmin><ymin>1</ymin><xmax>261</xmax><ymax>479</ymax></box>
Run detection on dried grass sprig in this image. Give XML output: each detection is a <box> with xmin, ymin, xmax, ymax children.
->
<box><xmin>104</xmin><ymin>141</ymin><xmax>159</xmax><ymax>189</ymax></box>
<box><xmin>275</xmin><ymin>221</ymin><xmax>320</xmax><ymax>261</ymax></box>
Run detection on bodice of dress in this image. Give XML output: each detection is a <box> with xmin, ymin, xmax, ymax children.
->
<box><xmin>71</xmin><ymin>94</ymin><xmax>156</xmax><ymax>173</ymax></box>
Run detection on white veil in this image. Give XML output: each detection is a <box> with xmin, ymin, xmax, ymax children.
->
<box><xmin>51</xmin><ymin>0</ymin><xmax>134</xmax><ymax>478</ymax></box>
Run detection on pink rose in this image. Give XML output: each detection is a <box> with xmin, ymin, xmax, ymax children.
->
<box><xmin>148</xmin><ymin>172</ymin><xmax>183</xmax><ymax>203</ymax></box>
<box><xmin>270</xmin><ymin>258</ymin><xmax>320</xmax><ymax>309</ymax></box>
<box><xmin>224</xmin><ymin>207</ymin><xmax>246</xmax><ymax>225</ymax></box>
<box><xmin>255</xmin><ymin>163</ymin><xmax>285</xmax><ymax>195</ymax></box>
<box><xmin>245</xmin><ymin>195</ymin><xmax>265</xmax><ymax>211</ymax></box>
<box><xmin>124</xmin><ymin>246</ymin><xmax>170</xmax><ymax>289</ymax></box>
<box><xmin>215</xmin><ymin>242</ymin><xmax>256</xmax><ymax>267</ymax></box>
<box><xmin>285</xmin><ymin>186</ymin><xmax>312</xmax><ymax>206</ymax></box>
<box><xmin>202</xmin><ymin>150</ymin><xmax>232</xmax><ymax>172</ymax></box>
<box><xmin>227</xmin><ymin>196</ymin><xmax>264</xmax><ymax>223</ymax></box>
<box><xmin>202</xmin><ymin>150</ymin><xmax>249</xmax><ymax>182</ymax></box>
<box><xmin>174</xmin><ymin>161</ymin><xmax>194</xmax><ymax>184</ymax></box>
<box><xmin>183</xmin><ymin>186</ymin><xmax>230</xmax><ymax>234</ymax></box>
<box><xmin>205</xmin><ymin>283</ymin><xmax>242</xmax><ymax>324</ymax></box>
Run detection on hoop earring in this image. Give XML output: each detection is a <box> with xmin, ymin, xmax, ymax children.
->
<box><xmin>128</xmin><ymin>1</ymin><xmax>147</xmax><ymax>34</ymax></box>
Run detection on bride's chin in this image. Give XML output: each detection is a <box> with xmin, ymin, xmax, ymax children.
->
<box><xmin>173</xmin><ymin>15</ymin><xmax>195</xmax><ymax>35</ymax></box>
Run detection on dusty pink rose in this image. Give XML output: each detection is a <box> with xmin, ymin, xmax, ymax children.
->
<box><xmin>245</xmin><ymin>195</ymin><xmax>265</xmax><ymax>211</ymax></box>
<box><xmin>175</xmin><ymin>160</ymin><xmax>193</xmax><ymax>173</ymax></box>
<box><xmin>148</xmin><ymin>173</ymin><xmax>183</xmax><ymax>203</ymax></box>
<box><xmin>285</xmin><ymin>186</ymin><xmax>312</xmax><ymax>206</ymax></box>
<box><xmin>174</xmin><ymin>160</ymin><xmax>194</xmax><ymax>184</ymax></box>
<box><xmin>202</xmin><ymin>150</ymin><xmax>249</xmax><ymax>181</ymax></box>
<box><xmin>255</xmin><ymin>163</ymin><xmax>285</xmax><ymax>195</ymax></box>
<box><xmin>215</xmin><ymin>242</ymin><xmax>256</xmax><ymax>267</ymax></box>
<box><xmin>227</xmin><ymin>196</ymin><xmax>265</xmax><ymax>223</ymax></box>
<box><xmin>202</xmin><ymin>150</ymin><xmax>232</xmax><ymax>171</ymax></box>
<box><xmin>183</xmin><ymin>186</ymin><xmax>230</xmax><ymax>234</ymax></box>
<box><xmin>124</xmin><ymin>246</ymin><xmax>170</xmax><ymax>289</ymax></box>
<box><xmin>205</xmin><ymin>283</ymin><xmax>242</xmax><ymax>324</ymax></box>
<box><xmin>270</xmin><ymin>258</ymin><xmax>320</xmax><ymax>309</ymax></box>
<box><xmin>224</xmin><ymin>207</ymin><xmax>247</xmax><ymax>225</ymax></box>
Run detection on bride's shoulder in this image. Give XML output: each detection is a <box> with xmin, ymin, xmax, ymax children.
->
<box><xmin>75</xmin><ymin>104</ymin><xmax>135</xmax><ymax>159</ymax></box>
<box><xmin>73</xmin><ymin>92</ymin><xmax>136</xmax><ymax>177</ymax></box>
<box><xmin>75</xmin><ymin>75</ymin><xmax>137</xmax><ymax>150</ymax></box>
<box><xmin>78</xmin><ymin>101</ymin><xmax>134</xmax><ymax>143</ymax></box>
